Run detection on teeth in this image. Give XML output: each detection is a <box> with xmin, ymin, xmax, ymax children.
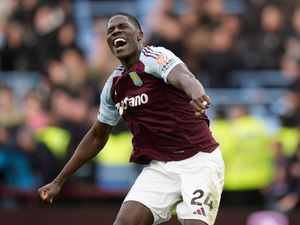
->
<box><xmin>114</xmin><ymin>38</ymin><xmax>126</xmax><ymax>46</ymax></box>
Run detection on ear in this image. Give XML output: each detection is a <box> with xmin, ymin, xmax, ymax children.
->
<box><xmin>137</xmin><ymin>31</ymin><xmax>144</xmax><ymax>41</ymax></box>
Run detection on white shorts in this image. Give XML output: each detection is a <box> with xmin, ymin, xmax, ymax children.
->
<box><xmin>124</xmin><ymin>148</ymin><xmax>224</xmax><ymax>225</ymax></box>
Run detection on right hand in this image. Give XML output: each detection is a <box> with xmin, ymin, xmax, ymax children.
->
<box><xmin>38</xmin><ymin>182</ymin><xmax>62</xmax><ymax>204</ymax></box>
<box><xmin>190</xmin><ymin>94</ymin><xmax>211</xmax><ymax>116</ymax></box>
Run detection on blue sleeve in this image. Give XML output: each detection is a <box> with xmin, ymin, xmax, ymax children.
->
<box><xmin>97</xmin><ymin>76</ymin><xmax>120</xmax><ymax>126</ymax></box>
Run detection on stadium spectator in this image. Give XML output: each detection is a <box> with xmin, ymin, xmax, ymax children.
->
<box><xmin>218</xmin><ymin>105</ymin><xmax>274</xmax><ymax>208</ymax></box>
<box><xmin>0</xmin><ymin>125</ymin><xmax>37</xmax><ymax>192</ymax></box>
<box><xmin>274</xmin><ymin>81</ymin><xmax>300</xmax><ymax>159</ymax></box>
<box><xmin>48</xmin><ymin>87</ymin><xmax>95</xmax><ymax>183</ymax></box>
<box><xmin>201</xmin><ymin>23</ymin><xmax>244</xmax><ymax>88</ymax></box>
<box><xmin>275</xmin><ymin>140</ymin><xmax>300</xmax><ymax>212</ymax></box>
<box><xmin>56</xmin><ymin>22</ymin><xmax>81</xmax><ymax>58</ymax></box>
<box><xmin>147</xmin><ymin>12</ymin><xmax>184</xmax><ymax>60</ymax></box>
<box><xmin>181</xmin><ymin>26</ymin><xmax>211</xmax><ymax>77</ymax></box>
<box><xmin>279</xmin><ymin>80</ymin><xmax>300</xmax><ymax>128</ymax></box>
<box><xmin>285</xmin><ymin>5</ymin><xmax>300</xmax><ymax>59</ymax></box>
<box><xmin>281</xmin><ymin>4</ymin><xmax>300</xmax><ymax>81</ymax></box>
<box><xmin>22</xmin><ymin>88</ymin><xmax>52</xmax><ymax>132</ymax></box>
<box><xmin>0</xmin><ymin>84</ymin><xmax>22</xmax><ymax>129</ymax></box>
<box><xmin>280</xmin><ymin>54</ymin><xmax>300</xmax><ymax>82</ymax></box>
<box><xmin>32</xmin><ymin>3</ymin><xmax>65</xmax><ymax>70</ymax></box>
<box><xmin>241</xmin><ymin>3</ymin><xmax>287</xmax><ymax>70</ymax></box>
<box><xmin>0</xmin><ymin>20</ymin><xmax>35</xmax><ymax>71</ymax></box>
<box><xmin>263</xmin><ymin>142</ymin><xmax>290</xmax><ymax>210</ymax></box>
<box><xmin>15</xmin><ymin>125</ymin><xmax>60</xmax><ymax>185</ymax></box>
<box><xmin>43</xmin><ymin>59</ymin><xmax>69</xmax><ymax>91</ymax></box>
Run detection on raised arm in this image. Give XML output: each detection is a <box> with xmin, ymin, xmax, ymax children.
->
<box><xmin>38</xmin><ymin>120</ymin><xmax>113</xmax><ymax>203</ymax></box>
<box><xmin>167</xmin><ymin>63</ymin><xmax>210</xmax><ymax>115</ymax></box>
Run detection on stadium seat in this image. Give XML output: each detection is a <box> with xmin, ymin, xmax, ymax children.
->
<box><xmin>95</xmin><ymin>164</ymin><xmax>140</xmax><ymax>190</ymax></box>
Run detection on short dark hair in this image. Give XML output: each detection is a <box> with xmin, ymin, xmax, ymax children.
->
<box><xmin>113</xmin><ymin>12</ymin><xmax>142</xmax><ymax>32</ymax></box>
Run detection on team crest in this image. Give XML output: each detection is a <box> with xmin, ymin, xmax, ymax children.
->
<box><xmin>129</xmin><ymin>72</ymin><xmax>143</xmax><ymax>86</ymax></box>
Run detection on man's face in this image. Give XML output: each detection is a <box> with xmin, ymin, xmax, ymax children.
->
<box><xmin>106</xmin><ymin>15</ymin><xmax>143</xmax><ymax>59</ymax></box>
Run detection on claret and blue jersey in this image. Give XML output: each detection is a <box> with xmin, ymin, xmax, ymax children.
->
<box><xmin>98</xmin><ymin>46</ymin><xmax>218</xmax><ymax>164</ymax></box>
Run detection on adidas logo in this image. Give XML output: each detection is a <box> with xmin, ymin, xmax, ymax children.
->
<box><xmin>193</xmin><ymin>207</ymin><xmax>206</xmax><ymax>217</ymax></box>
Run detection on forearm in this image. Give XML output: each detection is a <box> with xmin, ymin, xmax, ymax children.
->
<box><xmin>180</xmin><ymin>74</ymin><xmax>206</xmax><ymax>100</ymax></box>
<box><xmin>168</xmin><ymin>63</ymin><xmax>206</xmax><ymax>99</ymax></box>
<box><xmin>167</xmin><ymin>63</ymin><xmax>210</xmax><ymax>114</ymax></box>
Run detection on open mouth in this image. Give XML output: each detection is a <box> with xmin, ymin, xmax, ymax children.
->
<box><xmin>113</xmin><ymin>37</ymin><xmax>127</xmax><ymax>49</ymax></box>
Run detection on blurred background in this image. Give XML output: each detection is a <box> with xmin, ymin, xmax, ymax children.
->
<box><xmin>1</xmin><ymin>0</ymin><xmax>300</xmax><ymax>224</ymax></box>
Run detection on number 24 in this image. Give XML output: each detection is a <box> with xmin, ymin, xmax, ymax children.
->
<box><xmin>190</xmin><ymin>189</ymin><xmax>213</xmax><ymax>210</ymax></box>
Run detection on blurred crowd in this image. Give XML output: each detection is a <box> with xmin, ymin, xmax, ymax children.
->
<box><xmin>0</xmin><ymin>0</ymin><xmax>300</xmax><ymax>212</ymax></box>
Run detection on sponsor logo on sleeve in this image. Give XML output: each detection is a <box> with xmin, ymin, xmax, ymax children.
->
<box><xmin>156</xmin><ymin>54</ymin><xmax>168</xmax><ymax>64</ymax></box>
<box><xmin>161</xmin><ymin>58</ymin><xmax>176</xmax><ymax>73</ymax></box>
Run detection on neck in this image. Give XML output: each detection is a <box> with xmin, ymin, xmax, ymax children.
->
<box><xmin>120</xmin><ymin>47</ymin><xmax>142</xmax><ymax>71</ymax></box>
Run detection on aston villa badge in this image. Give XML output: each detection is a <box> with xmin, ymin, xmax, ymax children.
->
<box><xmin>129</xmin><ymin>72</ymin><xmax>143</xmax><ymax>86</ymax></box>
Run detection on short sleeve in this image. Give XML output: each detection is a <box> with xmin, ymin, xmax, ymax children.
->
<box><xmin>140</xmin><ymin>46</ymin><xmax>184</xmax><ymax>83</ymax></box>
<box><xmin>97</xmin><ymin>76</ymin><xmax>120</xmax><ymax>126</ymax></box>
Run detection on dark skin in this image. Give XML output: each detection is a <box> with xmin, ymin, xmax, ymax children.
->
<box><xmin>38</xmin><ymin>14</ymin><xmax>210</xmax><ymax>225</ymax></box>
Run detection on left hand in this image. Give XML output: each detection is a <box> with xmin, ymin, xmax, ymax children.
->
<box><xmin>190</xmin><ymin>94</ymin><xmax>211</xmax><ymax>116</ymax></box>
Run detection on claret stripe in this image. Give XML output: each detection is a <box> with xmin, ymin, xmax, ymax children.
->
<box><xmin>116</xmin><ymin>66</ymin><xmax>124</xmax><ymax>71</ymax></box>
<box><xmin>142</xmin><ymin>46</ymin><xmax>160</xmax><ymax>59</ymax></box>
<box><xmin>141</xmin><ymin>50</ymin><xmax>157</xmax><ymax>59</ymax></box>
<box><xmin>144</xmin><ymin>46</ymin><xmax>159</xmax><ymax>56</ymax></box>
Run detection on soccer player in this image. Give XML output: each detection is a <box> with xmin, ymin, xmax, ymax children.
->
<box><xmin>38</xmin><ymin>12</ymin><xmax>224</xmax><ymax>225</ymax></box>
